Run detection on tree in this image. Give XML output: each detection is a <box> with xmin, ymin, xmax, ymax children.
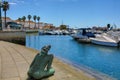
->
<box><xmin>60</xmin><ymin>25</ymin><xmax>67</xmax><ymax>30</ymax></box>
<box><xmin>22</xmin><ymin>16</ymin><xmax>26</xmax><ymax>28</ymax></box>
<box><xmin>28</xmin><ymin>15</ymin><xmax>32</xmax><ymax>29</ymax></box>
<box><xmin>2</xmin><ymin>1</ymin><xmax>9</xmax><ymax>28</ymax></box>
<box><xmin>18</xmin><ymin>18</ymin><xmax>22</xmax><ymax>23</ymax></box>
<box><xmin>33</xmin><ymin>15</ymin><xmax>37</xmax><ymax>29</ymax></box>
<box><xmin>17</xmin><ymin>18</ymin><xmax>22</xmax><ymax>29</ymax></box>
<box><xmin>37</xmin><ymin>16</ymin><xmax>40</xmax><ymax>29</ymax></box>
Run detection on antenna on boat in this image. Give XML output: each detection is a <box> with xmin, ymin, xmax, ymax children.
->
<box><xmin>113</xmin><ymin>23</ymin><xmax>117</xmax><ymax>29</ymax></box>
<box><xmin>62</xmin><ymin>20</ymin><xmax>64</xmax><ymax>25</ymax></box>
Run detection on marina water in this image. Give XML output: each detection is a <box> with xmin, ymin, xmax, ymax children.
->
<box><xmin>26</xmin><ymin>34</ymin><xmax>120</xmax><ymax>80</ymax></box>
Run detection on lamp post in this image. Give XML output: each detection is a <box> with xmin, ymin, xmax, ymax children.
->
<box><xmin>0</xmin><ymin>0</ymin><xmax>2</xmax><ymax>30</ymax></box>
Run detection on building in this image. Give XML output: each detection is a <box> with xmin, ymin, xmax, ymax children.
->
<box><xmin>15</xmin><ymin>20</ymin><xmax>35</xmax><ymax>29</ymax></box>
<box><xmin>42</xmin><ymin>23</ymin><xmax>53</xmax><ymax>30</ymax></box>
<box><xmin>2</xmin><ymin>17</ymin><xmax>54</xmax><ymax>30</ymax></box>
<box><xmin>2</xmin><ymin>17</ymin><xmax>13</xmax><ymax>29</ymax></box>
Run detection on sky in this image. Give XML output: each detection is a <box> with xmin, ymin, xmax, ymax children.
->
<box><xmin>2</xmin><ymin>0</ymin><xmax>120</xmax><ymax>28</ymax></box>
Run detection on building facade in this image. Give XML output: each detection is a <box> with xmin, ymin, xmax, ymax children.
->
<box><xmin>2</xmin><ymin>17</ymin><xmax>54</xmax><ymax>30</ymax></box>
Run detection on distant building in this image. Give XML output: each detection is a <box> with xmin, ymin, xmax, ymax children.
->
<box><xmin>2</xmin><ymin>17</ymin><xmax>13</xmax><ymax>29</ymax></box>
<box><xmin>36</xmin><ymin>22</ymin><xmax>44</xmax><ymax>29</ymax></box>
<box><xmin>2</xmin><ymin>17</ymin><xmax>13</xmax><ymax>22</ymax></box>
<box><xmin>2</xmin><ymin>17</ymin><xmax>54</xmax><ymax>30</ymax></box>
<box><xmin>15</xmin><ymin>20</ymin><xmax>54</xmax><ymax>30</ymax></box>
<box><xmin>42</xmin><ymin>23</ymin><xmax>54</xmax><ymax>30</ymax></box>
<box><xmin>15</xmin><ymin>20</ymin><xmax>35</xmax><ymax>29</ymax></box>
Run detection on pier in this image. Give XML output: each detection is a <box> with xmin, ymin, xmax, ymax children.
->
<box><xmin>0</xmin><ymin>41</ymin><xmax>114</xmax><ymax>80</ymax></box>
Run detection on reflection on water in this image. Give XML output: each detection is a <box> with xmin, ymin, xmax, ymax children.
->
<box><xmin>26</xmin><ymin>34</ymin><xmax>120</xmax><ymax>80</ymax></box>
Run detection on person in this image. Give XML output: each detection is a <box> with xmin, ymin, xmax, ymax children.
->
<box><xmin>27</xmin><ymin>45</ymin><xmax>55</xmax><ymax>79</ymax></box>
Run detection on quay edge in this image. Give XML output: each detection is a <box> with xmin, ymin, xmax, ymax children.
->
<box><xmin>0</xmin><ymin>31</ymin><xmax>25</xmax><ymax>45</ymax></box>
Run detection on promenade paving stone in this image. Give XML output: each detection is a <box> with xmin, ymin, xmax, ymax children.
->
<box><xmin>0</xmin><ymin>41</ymin><xmax>113</xmax><ymax>80</ymax></box>
<box><xmin>0</xmin><ymin>51</ymin><xmax>1</xmax><ymax>79</ymax></box>
<box><xmin>1</xmin><ymin>77</ymin><xmax>20</xmax><ymax>80</ymax></box>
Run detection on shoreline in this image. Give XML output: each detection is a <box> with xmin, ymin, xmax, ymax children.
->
<box><xmin>26</xmin><ymin>47</ymin><xmax>115</xmax><ymax>80</ymax></box>
<box><xmin>54</xmin><ymin>56</ymin><xmax>116</xmax><ymax>80</ymax></box>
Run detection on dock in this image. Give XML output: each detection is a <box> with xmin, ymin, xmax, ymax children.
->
<box><xmin>0</xmin><ymin>41</ymin><xmax>113</xmax><ymax>80</ymax></box>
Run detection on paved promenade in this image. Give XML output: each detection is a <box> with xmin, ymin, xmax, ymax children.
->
<box><xmin>0</xmin><ymin>41</ymin><xmax>113</xmax><ymax>80</ymax></box>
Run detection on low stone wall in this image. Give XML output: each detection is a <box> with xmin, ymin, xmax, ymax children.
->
<box><xmin>0</xmin><ymin>31</ymin><xmax>25</xmax><ymax>45</ymax></box>
<box><xmin>25</xmin><ymin>30</ymin><xmax>39</xmax><ymax>33</ymax></box>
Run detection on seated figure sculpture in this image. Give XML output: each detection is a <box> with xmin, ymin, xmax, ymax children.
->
<box><xmin>27</xmin><ymin>45</ymin><xmax>55</xmax><ymax>79</ymax></box>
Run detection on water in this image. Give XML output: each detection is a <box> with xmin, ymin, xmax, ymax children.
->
<box><xmin>26</xmin><ymin>34</ymin><xmax>120</xmax><ymax>80</ymax></box>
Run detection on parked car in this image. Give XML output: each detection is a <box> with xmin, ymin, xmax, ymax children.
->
<box><xmin>7</xmin><ymin>22</ymin><xmax>22</xmax><ymax>29</ymax></box>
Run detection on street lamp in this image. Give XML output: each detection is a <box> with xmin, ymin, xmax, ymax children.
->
<box><xmin>0</xmin><ymin>0</ymin><xmax>2</xmax><ymax>30</ymax></box>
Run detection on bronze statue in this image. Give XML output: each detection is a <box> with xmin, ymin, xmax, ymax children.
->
<box><xmin>27</xmin><ymin>45</ymin><xmax>55</xmax><ymax>79</ymax></box>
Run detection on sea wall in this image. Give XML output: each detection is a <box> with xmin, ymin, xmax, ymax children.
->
<box><xmin>0</xmin><ymin>31</ymin><xmax>25</xmax><ymax>45</ymax></box>
<box><xmin>25</xmin><ymin>29</ymin><xmax>39</xmax><ymax>33</ymax></box>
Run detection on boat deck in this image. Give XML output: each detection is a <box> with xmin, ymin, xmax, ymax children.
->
<box><xmin>94</xmin><ymin>34</ymin><xmax>117</xmax><ymax>43</ymax></box>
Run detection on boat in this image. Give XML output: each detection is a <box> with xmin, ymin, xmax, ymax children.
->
<box><xmin>62</xmin><ymin>30</ymin><xmax>70</xmax><ymax>35</ymax></box>
<box><xmin>71</xmin><ymin>28</ymin><xmax>95</xmax><ymax>43</ymax></box>
<box><xmin>54</xmin><ymin>30</ymin><xmax>63</xmax><ymax>35</ymax></box>
<box><xmin>43</xmin><ymin>30</ymin><xmax>56</xmax><ymax>35</ymax></box>
<box><xmin>91</xmin><ymin>33</ymin><xmax>120</xmax><ymax>47</ymax></box>
<box><xmin>77</xmin><ymin>38</ymin><xmax>91</xmax><ymax>43</ymax></box>
<box><xmin>39</xmin><ymin>30</ymin><xmax>44</xmax><ymax>35</ymax></box>
<box><xmin>39</xmin><ymin>30</ymin><xmax>66</xmax><ymax>35</ymax></box>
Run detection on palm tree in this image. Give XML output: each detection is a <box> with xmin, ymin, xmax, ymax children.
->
<box><xmin>2</xmin><ymin>1</ymin><xmax>9</xmax><ymax>28</ymax></box>
<box><xmin>22</xmin><ymin>16</ymin><xmax>26</xmax><ymax>29</ymax></box>
<box><xmin>28</xmin><ymin>15</ymin><xmax>32</xmax><ymax>29</ymax></box>
<box><xmin>33</xmin><ymin>15</ymin><xmax>37</xmax><ymax>29</ymax></box>
<box><xmin>37</xmin><ymin>16</ymin><xmax>40</xmax><ymax>29</ymax></box>
<box><xmin>18</xmin><ymin>18</ymin><xmax>22</xmax><ymax>23</ymax></box>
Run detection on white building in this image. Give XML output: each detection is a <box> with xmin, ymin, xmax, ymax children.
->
<box><xmin>2</xmin><ymin>17</ymin><xmax>13</xmax><ymax>29</ymax></box>
<box><xmin>2</xmin><ymin>17</ymin><xmax>54</xmax><ymax>30</ymax></box>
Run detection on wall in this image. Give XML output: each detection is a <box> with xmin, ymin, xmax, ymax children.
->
<box><xmin>0</xmin><ymin>31</ymin><xmax>26</xmax><ymax>45</ymax></box>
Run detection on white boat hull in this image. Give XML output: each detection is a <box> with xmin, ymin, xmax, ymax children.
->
<box><xmin>91</xmin><ymin>39</ymin><xmax>118</xmax><ymax>47</ymax></box>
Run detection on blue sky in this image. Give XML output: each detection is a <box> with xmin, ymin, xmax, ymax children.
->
<box><xmin>2</xmin><ymin>0</ymin><xmax>120</xmax><ymax>28</ymax></box>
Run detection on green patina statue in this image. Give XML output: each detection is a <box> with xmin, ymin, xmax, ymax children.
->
<box><xmin>27</xmin><ymin>45</ymin><xmax>55</xmax><ymax>80</ymax></box>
